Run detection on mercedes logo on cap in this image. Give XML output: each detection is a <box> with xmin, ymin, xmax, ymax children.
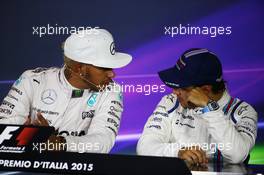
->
<box><xmin>41</xmin><ymin>89</ymin><xmax>57</xmax><ymax>105</ymax></box>
<box><xmin>110</xmin><ymin>42</ymin><xmax>116</xmax><ymax>55</ymax></box>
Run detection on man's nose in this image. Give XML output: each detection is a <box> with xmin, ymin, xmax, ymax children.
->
<box><xmin>107</xmin><ymin>70</ymin><xmax>115</xmax><ymax>78</ymax></box>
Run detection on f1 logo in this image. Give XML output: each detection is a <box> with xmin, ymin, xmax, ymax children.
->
<box><xmin>0</xmin><ymin>126</ymin><xmax>19</xmax><ymax>144</ymax></box>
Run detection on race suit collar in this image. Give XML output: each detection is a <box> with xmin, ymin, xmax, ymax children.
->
<box><xmin>216</xmin><ymin>90</ymin><xmax>230</xmax><ymax>107</ymax></box>
<box><xmin>58</xmin><ymin>66</ymin><xmax>77</xmax><ymax>90</ymax></box>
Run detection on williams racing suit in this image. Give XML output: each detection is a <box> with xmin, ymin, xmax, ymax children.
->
<box><xmin>137</xmin><ymin>91</ymin><xmax>258</xmax><ymax>163</ymax></box>
<box><xmin>0</xmin><ymin>67</ymin><xmax>123</xmax><ymax>153</ymax></box>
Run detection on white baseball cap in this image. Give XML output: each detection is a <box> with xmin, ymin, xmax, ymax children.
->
<box><xmin>64</xmin><ymin>28</ymin><xmax>132</xmax><ymax>68</ymax></box>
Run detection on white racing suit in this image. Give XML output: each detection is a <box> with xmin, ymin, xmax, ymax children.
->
<box><xmin>0</xmin><ymin>67</ymin><xmax>123</xmax><ymax>153</ymax></box>
<box><xmin>137</xmin><ymin>91</ymin><xmax>258</xmax><ymax>163</ymax></box>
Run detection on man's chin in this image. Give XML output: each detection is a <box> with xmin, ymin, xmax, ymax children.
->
<box><xmin>100</xmin><ymin>79</ymin><xmax>113</xmax><ymax>87</ymax></box>
<box><xmin>178</xmin><ymin>101</ymin><xmax>195</xmax><ymax>109</ymax></box>
<box><xmin>96</xmin><ymin>82</ymin><xmax>112</xmax><ymax>92</ymax></box>
<box><xmin>186</xmin><ymin>102</ymin><xmax>197</xmax><ymax>109</ymax></box>
<box><xmin>181</xmin><ymin>106</ymin><xmax>195</xmax><ymax>109</ymax></box>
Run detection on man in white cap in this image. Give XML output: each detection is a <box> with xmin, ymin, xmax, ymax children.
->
<box><xmin>0</xmin><ymin>29</ymin><xmax>132</xmax><ymax>153</ymax></box>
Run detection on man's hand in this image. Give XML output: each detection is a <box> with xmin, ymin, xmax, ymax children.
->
<box><xmin>24</xmin><ymin>113</ymin><xmax>66</xmax><ymax>151</ymax></box>
<box><xmin>23</xmin><ymin>116</ymin><xmax>31</xmax><ymax>125</ymax></box>
<box><xmin>187</xmin><ymin>88</ymin><xmax>209</xmax><ymax>107</ymax></box>
<box><xmin>178</xmin><ymin>146</ymin><xmax>208</xmax><ymax>165</ymax></box>
<box><xmin>32</xmin><ymin>112</ymin><xmax>49</xmax><ymax>126</ymax></box>
<box><xmin>185</xmin><ymin>162</ymin><xmax>208</xmax><ymax>171</ymax></box>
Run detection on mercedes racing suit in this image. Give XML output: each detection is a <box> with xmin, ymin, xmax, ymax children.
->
<box><xmin>0</xmin><ymin>67</ymin><xmax>123</xmax><ymax>153</ymax></box>
<box><xmin>137</xmin><ymin>91</ymin><xmax>258</xmax><ymax>163</ymax></box>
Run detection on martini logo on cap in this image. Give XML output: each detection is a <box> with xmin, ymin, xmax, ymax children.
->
<box><xmin>110</xmin><ymin>42</ymin><xmax>116</xmax><ymax>55</ymax></box>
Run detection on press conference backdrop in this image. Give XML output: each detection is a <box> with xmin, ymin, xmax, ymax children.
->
<box><xmin>0</xmin><ymin>0</ymin><xmax>263</xmax><ymax>164</ymax></box>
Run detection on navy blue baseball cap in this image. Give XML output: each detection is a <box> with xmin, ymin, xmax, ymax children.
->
<box><xmin>158</xmin><ymin>48</ymin><xmax>223</xmax><ymax>88</ymax></box>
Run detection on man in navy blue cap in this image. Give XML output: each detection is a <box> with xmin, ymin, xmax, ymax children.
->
<box><xmin>137</xmin><ymin>48</ymin><xmax>258</xmax><ymax>165</ymax></box>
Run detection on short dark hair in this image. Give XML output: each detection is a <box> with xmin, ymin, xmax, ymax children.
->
<box><xmin>211</xmin><ymin>80</ymin><xmax>226</xmax><ymax>94</ymax></box>
<box><xmin>196</xmin><ymin>80</ymin><xmax>226</xmax><ymax>94</ymax></box>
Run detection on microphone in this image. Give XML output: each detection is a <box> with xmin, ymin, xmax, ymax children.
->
<box><xmin>64</xmin><ymin>64</ymin><xmax>100</xmax><ymax>91</ymax></box>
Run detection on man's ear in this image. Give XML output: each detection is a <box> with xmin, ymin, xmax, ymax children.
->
<box><xmin>76</xmin><ymin>64</ymin><xmax>84</xmax><ymax>74</ymax></box>
<box><xmin>79</xmin><ymin>64</ymin><xmax>92</xmax><ymax>75</ymax></box>
<box><xmin>200</xmin><ymin>85</ymin><xmax>211</xmax><ymax>94</ymax></box>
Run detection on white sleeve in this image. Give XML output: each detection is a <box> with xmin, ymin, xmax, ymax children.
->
<box><xmin>137</xmin><ymin>94</ymin><xmax>181</xmax><ymax>157</ymax></box>
<box><xmin>0</xmin><ymin>71</ymin><xmax>33</xmax><ymax>124</ymax></box>
<box><xmin>65</xmin><ymin>90</ymin><xmax>123</xmax><ymax>153</ymax></box>
<box><xmin>203</xmin><ymin>101</ymin><xmax>257</xmax><ymax>163</ymax></box>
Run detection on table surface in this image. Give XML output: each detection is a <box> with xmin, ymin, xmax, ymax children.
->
<box><xmin>190</xmin><ymin>163</ymin><xmax>264</xmax><ymax>175</ymax></box>
<box><xmin>0</xmin><ymin>164</ymin><xmax>264</xmax><ymax>175</ymax></box>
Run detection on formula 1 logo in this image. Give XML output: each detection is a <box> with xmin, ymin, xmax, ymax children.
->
<box><xmin>16</xmin><ymin>127</ymin><xmax>39</xmax><ymax>146</ymax></box>
<box><xmin>0</xmin><ymin>126</ymin><xmax>39</xmax><ymax>146</ymax></box>
<box><xmin>0</xmin><ymin>126</ymin><xmax>19</xmax><ymax>144</ymax></box>
<box><xmin>0</xmin><ymin>125</ymin><xmax>56</xmax><ymax>153</ymax></box>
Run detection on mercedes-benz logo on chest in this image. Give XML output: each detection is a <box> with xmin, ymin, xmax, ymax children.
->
<box><xmin>41</xmin><ymin>89</ymin><xmax>57</xmax><ymax>105</ymax></box>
